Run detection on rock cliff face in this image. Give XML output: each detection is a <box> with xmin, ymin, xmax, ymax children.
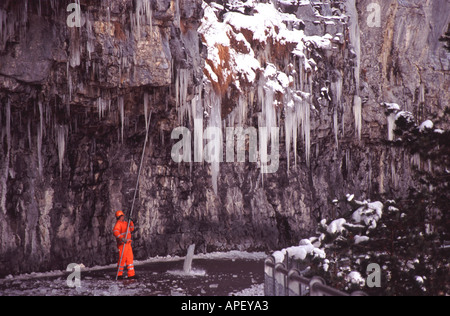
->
<box><xmin>0</xmin><ymin>0</ymin><xmax>448</xmax><ymax>276</ymax></box>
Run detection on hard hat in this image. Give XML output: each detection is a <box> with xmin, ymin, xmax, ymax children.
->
<box><xmin>115</xmin><ymin>210</ymin><xmax>125</xmax><ymax>219</ymax></box>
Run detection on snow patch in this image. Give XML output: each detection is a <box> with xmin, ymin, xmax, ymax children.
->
<box><xmin>346</xmin><ymin>271</ymin><xmax>365</xmax><ymax>287</ymax></box>
<box><xmin>419</xmin><ymin>120</ymin><xmax>434</xmax><ymax>132</ymax></box>
<box><xmin>352</xmin><ymin>201</ymin><xmax>384</xmax><ymax>230</ymax></box>
<box><xmin>354</xmin><ymin>235</ymin><xmax>370</xmax><ymax>245</ymax></box>
<box><xmin>327</xmin><ymin>218</ymin><xmax>347</xmax><ymax>235</ymax></box>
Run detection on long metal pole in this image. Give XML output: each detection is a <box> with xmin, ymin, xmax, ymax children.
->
<box><xmin>115</xmin><ymin>110</ymin><xmax>152</xmax><ymax>280</ymax></box>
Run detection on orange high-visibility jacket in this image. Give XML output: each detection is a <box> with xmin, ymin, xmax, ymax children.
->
<box><xmin>113</xmin><ymin>220</ymin><xmax>134</xmax><ymax>245</ymax></box>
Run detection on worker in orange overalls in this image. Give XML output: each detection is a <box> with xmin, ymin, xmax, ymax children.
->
<box><xmin>113</xmin><ymin>210</ymin><xmax>136</xmax><ymax>279</ymax></box>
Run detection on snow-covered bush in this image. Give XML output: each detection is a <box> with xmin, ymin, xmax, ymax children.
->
<box><xmin>272</xmin><ymin>194</ymin><xmax>449</xmax><ymax>295</ymax></box>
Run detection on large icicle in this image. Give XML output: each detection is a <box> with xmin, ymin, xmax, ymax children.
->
<box><xmin>301</xmin><ymin>98</ymin><xmax>311</xmax><ymax>167</ymax></box>
<box><xmin>229</xmin><ymin>94</ymin><xmax>248</xmax><ymax>128</ymax></box>
<box><xmin>387</xmin><ymin>112</ymin><xmax>397</xmax><ymax>141</ymax></box>
<box><xmin>5</xmin><ymin>99</ymin><xmax>10</xmax><ymax>153</ymax></box>
<box><xmin>118</xmin><ymin>96</ymin><xmax>125</xmax><ymax>143</ymax></box>
<box><xmin>192</xmin><ymin>86</ymin><xmax>204</xmax><ymax>163</ymax></box>
<box><xmin>1</xmin><ymin>100</ymin><xmax>11</xmax><ymax>214</ymax></box>
<box><xmin>285</xmin><ymin>100</ymin><xmax>295</xmax><ymax>170</ymax></box>
<box><xmin>353</xmin><ymin>95</ymin><xmax>362</xmax><ymax>140</ymax></box>
<box><xmin>37</xmin><ymin>101</ymin><xmax>44</xmax><ymax>177</ymax></box>
<box><xmin>331</xmin><ymin>76</ymin><xmax>343</xmax><ymax>147</ymax></box>
<box><xmin>134</xmin><ymin>0</ymin><xmax>153</xmax><ymax>41</ymax></box>
<box><xmin>98</xmin><ymin>97</ymin><xmax>109</xmax><ymax>120</ymax></box>
<box><xmin>347</xmin><ymin>0</ymin><xmax>361</xmax><ymax>91</ymax></box>
<box><xmin>260</xmin><ymin>71</ymin><xmax>278</xmax><ymax>143</ymax></box>
<box><xmin>204</xmin><ymin>90</ymin><xmax>222</xmax><ymax>195</ymax></box>
<box><xmin>0</xmin><ymin>9</ymin><xmax>9</xmax><ymax>52</ymax></box>
<box><xmin>144</xmin><ymin>92</ymin><xmax>149</xmax><ymax>131</ymax></box>
<box><xmin>334</xmin><ymin>108</ymin><xmax>339</xmax><ymax>147</ymax></box>
<box><xmin>176</xmin><ymin>69</ymin><xmax>191</xmax><ymax>125</ymax></box>
<box><xmin>68</xmin><ymin>0</ymin><xmax>82</xmax><ymax>68</ymax></box>
<box><xmin>285</xmin><ymin>93</ymin><xmax>302</xmax><ymax>170</ymax></box>
<box><xmin>175</xmin><ymin>0</ymin><xmax>181</xmax><ymax>28</ymax></box>
<box><xmin>86</xmin><ymin>10</ymin><xmax>94</xmax><ymax>59</ymax></box>
<box><xmin>347</xmin><ymin>0</ymin><xmax>363</xmax><ymax>141</ymax></box>
<box><xmin>56</xmin><ymin>125</ymin><xmax>67</xmax><ymax>178</ymax></box>
<box><xmin>284</xmin><ymin>91</ymin><xmax>311</xmax><ymax>169</ymax></box>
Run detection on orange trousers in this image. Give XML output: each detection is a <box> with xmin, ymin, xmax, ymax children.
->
<box><xmin>117</xmin><ymin>243</ymin><xmax>135</xmax><ymax>277</ymax></box>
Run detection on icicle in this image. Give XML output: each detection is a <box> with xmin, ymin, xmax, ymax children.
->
<box><xmin>285</xmin><ymin>90</ymin><xmax>310</xmax><ymax>169</ymax></box>
<box><xmin>144</xmin><ymin>92</ymin><xmax>149</xmax><ymax>131</ymax></box>
<box><xmin>37</xmin><ymin>125</ymin><xmax>43</xmax><ymax>177</ymax></box>
<box><xmin>27</xmin><ymin>118</ymin><xmax>32</xmax><ymax>150</ymax></box>
<box><xmin>331</xmin><ymin>77</ymin><xmax>342</xmax><ymax>147</ymax></box>
<box><xmin>69</xmin><ymin>28</ymin><xmax>81</xmax><ymax>68</ymax></box>
<box><xmin>134</xmin><ymin>0</ymin><xmax>153</xmax><ymax>40</ymax></box>
<box><xmin>37</xmin><ymin>101</ymin><xmax>43</xmax><ymax>177</ymax></box>
<box><xmin>347</xmin><ymin>0</ymin><xmax>363</xmax><ymax>142</ymax></box>
<box><xmin>144</xmin><ymin>0</ymin><xmax>152</xmax><ymax>32</ymax></box>
<box><xmin>418</xmin><ymin>83</ymin><xmax>425</xmax><ymax>119</ymax></box>
<box><xmin>353</xmin><ymin>95</ymin><xmax>362</xmax><ymax>140</ymax></box>
<box><xmin>412</xmin><ymin>153</ymin><xmax>421</xmax><ymax>170</ymax></box>
<box><xmin>118</xmin><ymin>96</ymin><xmax>125</xmax><ymax>143</ymax></box>
<box><xmin>346</xmin><ymin>149</ymin><xmax>351</xmax><ymax>175</ymax></box>
<box><xmin>419</xmin><ymin>83</ymin><xmax>425</xmax><ymax>104</ymax></box>
<box><xmin>98</xmin><ymin>98</ymin><xmax>101</xmax><ymax>120</ymax></box>
<box><xmin>259</xmin><ymin>122</ymin><xmax>269</xmax><ymax>176</ymax></box>
<box><xmin>6</xmin><ymin>99</ymin><xmax>11</xmax><ymax>152</ymax></box>
<box><xmin>175</xmin><ymin>0</ymin><xmax>181</xmax><ymax>28</ymax></box>
<box><xmin>204</xmin><ymin>91</ymin><xmax>222</xmax><ymax>195</ymax></box>
<box><xmin>1</xmin><ymin>99</ymin><xmax>11</xmax><ymax>215</ymax></box>
<box><xmin>285</xmin><ymin>102</ymin><xmax>294</xmax><ymax>170</ymax></box>
<box><xmin>261</xmin><ymin>83</ymin><xmax>277</xmax><ymax>143</ymax></box>
<box><xmin>346</xmin><ymin>0</ymin><xmax>361</xmax><ymax>92</ymax></box>
<box><xmin>107</xmin><ymin>6</ymin><xmax>111</xmax><ymax>26</ymax></box>
<box><xmin>285</xmin><ymin>94</ymin><xmax>301</xmax><ymax>170</ymax></box>
<box><xmin>67</xmin><ymin>0</ymin><xmax>81</xmax><ymax>67</ymax></box>
<box><xmin>302</xmin><ymin>99</ymin><xmax>311</xmax><ymax>167</ymax></box>
<box><xmin>387</xmin><ymin>112</ymin><xmax>396</xmax><ymax>141</ymax></box>
<box><xmin>391</xmin><ymin>160</ymin><xmax>399</xmax><ymax>189</ymax></box>
<box><xmin>56</xmin><ymin>125</ymin><xmax>67</xmax><ymax>178</ymax></box>
<box><xmin>256</xmin><ymin>72</ymin><xmax>281</xmax><ymax>175</ymax></box>
<box><xmin>176</xmin><ymin>69</ymin><xmax>191</xmax><ymax>125</ymax></box>
<box><xmin>98</xmin><ymin>97</ymin><xmax>109</xmax><ymax>120</ymax></box>
<box><xmin>68</xmin><ymin>70</ymin><xmax>73</xmax><ymax>101</ymax></box>
<box><xmin>0</xmin><ymin>9</ymin><xmax>8</xmax><ymax>51</ymax></box>
<box><xmin>38</xmin><ymin>0</ymin><xmax>42</xmax><ymax>17</ymax></box>
<box><xmin>238</xmin><ymin>95</ymin><xmax>247</xmax><ymax>127</ymax></box>
<box><xmin>333</xmin><ymin>108</ymin><xmax>339</xmax><ymax>148</ymax></box>
<box><xmin>86</xmin><ymin>11</ymin><xmax>95</xmax><ymax>60</ymax></box>
<box><xmin>175</xmin><ymin>69</ymin><xmax>179</xmax><ymax>109</ymax></box>
<box><xmin>193</xmin><ymin>86</ymin><xmax>204</xmax><ymax>163</ymax></box>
